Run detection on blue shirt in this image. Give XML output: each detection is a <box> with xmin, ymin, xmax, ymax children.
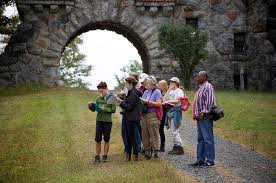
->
<box><xmin>142</xmin><ymin>89</ymin><xmax>162</xmax><ymax>112</ymax></box>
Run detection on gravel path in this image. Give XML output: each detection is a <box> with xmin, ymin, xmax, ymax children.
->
<box><xmin>162</xmin><ymin>118</ymin><xmax>276</xmax><ymax>183</ymax></box>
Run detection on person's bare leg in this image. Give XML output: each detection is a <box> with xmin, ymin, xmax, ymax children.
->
<box><xmin>104</xmin><ymin>142</ymin><xmax>109</xmax><ymax>155</ymax></box>
<box><xmin>96</xmin><ymin>142</ymin><xmax>101</xmax><ymax>155</ymax></box>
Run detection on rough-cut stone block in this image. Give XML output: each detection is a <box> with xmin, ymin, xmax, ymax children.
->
<box><xmin>149</xmin><ymin>7</ymin><xmax>159</xmax><ymax>16</ymax></box>
<box><xmin>13</xmin><ymin>43</ymin><xmax>27</xmax><ymax>53</ymax></box>
<box><xmin>163</xmin><ymin>7</ymin><xmax>174</xmax><ymax>17</ymax></box>
<box><xmin>66</xmin><ymin>5</ymin><xmax>73</xmax><ymax>13</ymax></box>
<box><xmin>0</xmin><ymin>73</ymin><xmax>11</xmax><ymax>79</ymax></box>
<box><xmin>27</xmin><ymin>43</ymin><xmax>43</xmax><ymax>55</ymax></box>
<box><xmin>36</xmin><ymin>37</ymin><xmax>49</xmax><ymax>49</ymax></box>
<box><xmin>17</xmin><ymin>4</ymin><xmax>31</xmax><ymax>12</ymax></box>
<box><xmin>50</xmin><ymin>5</ymin><xmax>59</xmax><ymax>13</ymax></box>
<box><xmin>18</xmin><ymin>54</ymin><xmax>33</xmax><ymax>64</ymax></box>
<box><xmin>210</xmin><ymin>0</ymin><xmax>222</xmax><ymax>5</ymax></box>
<box><xmin>0</xmin><ymin>66</ymin><xmax>9</xmax><ymax>73</ymax></box>
<box><xmin>34</xmin><ymin>5</ymin><xmax>43</xmax><ymax>12</ymax></box>
<box><xmin>137</xmin><ymin>6</ymin><xmax>146</xmax><ymax>15</ymax></box>
<box><xmin>42</xmin><ymin>59</ymin><xmax>59</xmax><ymax>67</ymax></box>
<box><xmin>43</xmin><ymin>50</ymin><xmax>60</xmax><ymax>59</ymax></box>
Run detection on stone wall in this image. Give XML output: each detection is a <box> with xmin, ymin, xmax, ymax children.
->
<box><xmin>0</xmin><ymin>0</ymin><xmax>275</xmax><ymax>90</ymax></box>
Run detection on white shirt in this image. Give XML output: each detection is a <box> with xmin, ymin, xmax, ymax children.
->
<box><xmin>168</xmin><ymin>88</ymin><xmax>184</xmax><ymax>106</ymax></box>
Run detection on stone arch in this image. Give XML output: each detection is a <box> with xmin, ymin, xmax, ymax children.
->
<box><xmin>0</xmin><ymin>0</ymin><xmax>166</xmax><ymax>86</ymax></box>
<box><xmin>64</xmin><ymin>21</ymin><xmax>151</xmax><ymax>74</ymax></box>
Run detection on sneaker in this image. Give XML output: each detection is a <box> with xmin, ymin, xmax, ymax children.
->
<box><xmin>94</xmin><ymin>155</ymin><xmax>101</xmax><ymax>163</ymax></box>
<box><xmin>205</xmin><ymin>161</ymin><xmax>215</xmax><ymax>167</ymax></box>
<box><xmin>159</xmin><ymin>147</ymin><xmax>165</xmax><ymax>152</ymax></box>
<box><xmin>168</xmin><ymin>146</ymin><xmax>178</xmax><ymax>154</ymax></box>
<box><xmin>102</xmin><ymin>155</ymin><xmax>107</xmax><ymax>163</ymax></box>
<box><xmin>153</xmin><ymin>150</ymin><xmax>159</xmax><ymax>159</ymax></box>
<box><xmin>189</xmin><ymin>160</ymin><xmax>205</xmax><ymax>167</ymax></box>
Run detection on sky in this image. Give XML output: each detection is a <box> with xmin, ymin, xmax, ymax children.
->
<box><xmin>3</xmin><ymin>6</ymin><xmax>142</xmax><ymax>90</ymax></box>
<box><xmin>79</xmin><ymin>31</ymin><xmax>141</xmax><ymax>89</ymax></box>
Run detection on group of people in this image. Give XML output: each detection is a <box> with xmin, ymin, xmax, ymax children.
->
<box><xmin>88</xmin><ymin>71</ymin><xmax>216</xmax><ymax>167</ymax></box>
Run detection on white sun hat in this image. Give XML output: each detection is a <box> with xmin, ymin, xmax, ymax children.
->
<box><xmin>170</xmin><ymin>77</ymin><xmax>180</xmax><ymax>84</ymax></box>
<box><xmin>139</xmin><ymin>73</ymin><xmax>149</xmax><ymax>83</ymax></box>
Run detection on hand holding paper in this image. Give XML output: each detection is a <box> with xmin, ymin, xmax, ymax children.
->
<box><xmin>92</xmin><ymin>102</ymin><xmax>101</xmax><ymax>112</ymax></box>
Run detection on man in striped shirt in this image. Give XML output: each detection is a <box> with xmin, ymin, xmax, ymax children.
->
<box><xmin>191</xmin><ymin>71</ymin><xmax>216</xmax><ymax>167</ymax></box>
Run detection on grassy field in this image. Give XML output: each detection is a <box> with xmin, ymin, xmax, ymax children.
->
<box><xmin>184</xmin><ymin>90</ymin><xmax>276</xmax><ymax>159</ymax></box>
<box><xmin>0</xmin><ymin>86</ymin><xmax>192</xmax><ymax>183</ymax></box>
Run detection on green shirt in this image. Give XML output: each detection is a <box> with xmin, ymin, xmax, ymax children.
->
<box><xmin>94</xmin><ymin>94</ymin><xmax>116</xmax><ymax>122</ymax></box>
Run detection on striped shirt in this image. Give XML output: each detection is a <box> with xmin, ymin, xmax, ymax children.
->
<box><xmin>193</xmin><ymin>81</ymin><xmax>216</xmax><ymax>118</ymax></box>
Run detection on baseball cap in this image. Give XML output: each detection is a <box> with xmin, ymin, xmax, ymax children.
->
<box><xmin>138</xmin><ymin>73</ymin><xmax>149</xmax><ymax>83</ymax></box>
<box><xmin>170</xmin><ymin>77</ymin><xmax>180</xmax><ymax>84</ymax></box>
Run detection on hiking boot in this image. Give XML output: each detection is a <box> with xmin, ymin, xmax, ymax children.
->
<box><xmin>126</xmin><ymin>153</ymin><xmax>131</xmax><ymax>161</ymax></box>
<box><xmin>141</xmin><ymin>148</ymin><xmax>145</xmax><ymax>155</ymax></box>
<box><xmin>153</xmin><ymin>150</ymin><xmax>159</xmax><ymax>159</ymax></box>
<box><xmin>144</xmin><ymin>149</ymin><xmax>152</xmax><ymax>160</ymax></box>
<box><xmin>168</xmin><ymin>146</ymin><xmax>178</xmax><ymax>155</ymax></box>
<box><xmin>102</xmin><ymin>155</ymin><xmax>108</xmax><ymax>163</ymax></box>
<box><xmin>94</xmin><ymin>155</ymin><xmax>101</xmax><ymax>163</ymax></box>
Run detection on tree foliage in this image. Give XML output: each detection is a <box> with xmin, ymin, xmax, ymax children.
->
<box><xmin>159</xmin><ymin>24</ymin><xmax>208</xmax><ymax>89</ymax></box>
<box><xmin>0</xmin><ymin>0</ymin><xmax>19</xmax><ymax>36</ymax></box>
<box><xmin>0</xmin><ymin>0</ymin><xmax>20</xmax><ymax>53</ymax></box>
<box><xmin>60</xmin><ymin>37</ymin><xmax>93</xmax><ymax>88</ymax></box>
<box><xmin>114</xmin><ymin>60</ymin><xmax>143</xmax><ymax>89</ymax></box>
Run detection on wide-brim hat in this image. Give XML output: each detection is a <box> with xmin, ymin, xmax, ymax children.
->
<box><xmin>169</xmin><ymin>77</ymin><xmax>180</xmax><ymax>84</ymax></box>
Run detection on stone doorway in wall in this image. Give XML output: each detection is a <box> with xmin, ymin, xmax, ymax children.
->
<box><xmin>60</xmin><ymin>23</ymin><xmax>149</xmax><ymax>89</ymax></box>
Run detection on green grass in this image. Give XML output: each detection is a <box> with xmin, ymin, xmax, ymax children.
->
<box><xmin>184</xmin><ymin>90</ymin><xmax>276</xmax><ymax>159</ymax></box>
<box><xmin>0</xmin><ymin>86</ymin><xmax>192</xmax><ymax>183</ymax></box>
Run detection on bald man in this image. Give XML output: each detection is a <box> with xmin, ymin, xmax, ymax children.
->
<box><xmin>191</xmin><ymin>71</ymin><xmax>216</xmax><ymax>167</ymax></box>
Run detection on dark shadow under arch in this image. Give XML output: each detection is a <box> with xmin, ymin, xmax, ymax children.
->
<box><xmin>65</xmin><ymin>21</ymin><xmax>150</xmax><ymax>74</ymax></box>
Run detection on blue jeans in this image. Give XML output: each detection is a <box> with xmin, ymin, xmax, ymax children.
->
<box><xmin>121</xmin><ymin>116</ymin><xmax>141</xmax><ymax>153</ymax></box>
<box><xmin>196</xmin><ymin>115</ymin><xmax>215</xmax><ymax>163</ymax></box>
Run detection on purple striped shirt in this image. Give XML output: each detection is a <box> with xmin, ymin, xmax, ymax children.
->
<box><xmin>194</xmin><ymin>81</ymin><xmax>216</xmax><ymax>118</ymax></box>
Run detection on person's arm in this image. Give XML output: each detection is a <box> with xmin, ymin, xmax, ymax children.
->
<box><xmin>88</xmin><ymin>101</ymin><xmax>95</xmax><ymax>111</ymax></box>
<box><xmin>119</xmin><ymin>92</ymin><xmax>139</xmax><ymax>111</ymax></box>
<box><xmin>147</xmin><ymin>98</ymin><xmax>162</xmax><ymax>108</ymax></box>
<box><xmin>164</xmin><ymin>89</ymin><xmax>183</xmax><ymax>105</ymax></box>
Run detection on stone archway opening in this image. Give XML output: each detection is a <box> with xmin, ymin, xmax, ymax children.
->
<box><xmin>65</xmin><ymin>21</ymin><xmax>150</xmax><ymax>74</ymax></box>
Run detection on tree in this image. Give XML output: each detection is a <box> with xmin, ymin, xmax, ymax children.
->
<box><xmin>159</xmin><ymin>24</ymin><xmax>208</xmax><ymax>89</ymax></box>
<box><xmin>0</xmin><ymin>1</ymin><xmax>20</xmax><ymax>52</ymax></box>
<box><xmin>60</xmin><ymin>37</ymin><xmax>93</xmax><ymax>88</ymax></box>
<box><xmin>0</xmin><ymin>0</ymin><xmax>19</xmax><ymax>35</ymax></box>
<box><xmin>114</xmin><ymin>60</ymin><xmax>143</xmax><ymax>89</ymax></box>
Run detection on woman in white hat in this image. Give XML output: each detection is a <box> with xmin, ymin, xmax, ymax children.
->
<box><xmin>163</xmin><ymin>77</ymin><xmax>185</xmax><ymax>155</ymax></box>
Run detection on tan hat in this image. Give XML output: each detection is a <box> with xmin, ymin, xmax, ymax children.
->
<box><xmin>170</xmin><ymin>77</ymin><xmax>180</xmax><ymax>84</ymax></box>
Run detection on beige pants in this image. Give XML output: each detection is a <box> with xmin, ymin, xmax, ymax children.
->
<box><xmin>141</xmin><ymin>112</ymin><xmax>160</xmax><ymax>150</ymax></box>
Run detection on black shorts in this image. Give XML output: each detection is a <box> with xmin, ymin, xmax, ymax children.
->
<box><xmin>95</xmin><ymin>121</ymin><xmax>112</xmax><ymax>142</ymax></box>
